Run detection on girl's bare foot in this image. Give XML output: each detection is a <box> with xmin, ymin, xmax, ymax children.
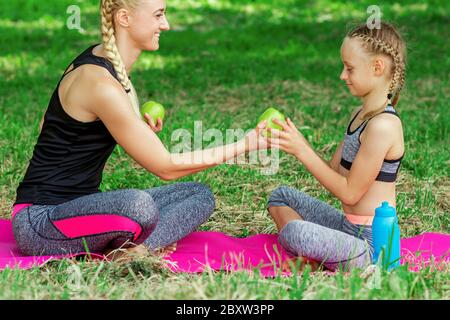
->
<box><xmin>105</xmin><ymin>244</ymin><xmax>149</xmax><ymax>263</ymax></box>
<box><xmin>282</xmin><ymin>256</ymin><xmax>321</xmax><ymax>273</ymax></box>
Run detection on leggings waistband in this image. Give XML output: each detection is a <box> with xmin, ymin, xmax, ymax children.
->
<box><xmin>345</xmin><ymin>213</ymin><xmax>374</xmax><ymax>226</ymax></box>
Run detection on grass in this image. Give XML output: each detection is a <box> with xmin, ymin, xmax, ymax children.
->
<box><xmin>0</xmin><ymin>0</ymin><xmax>449</xmax><ymax>299</ymax></box>
<box><xmin>0</xmin><ymin>256</ymin><xmax>448</xmax><ymax>300</ymax></box>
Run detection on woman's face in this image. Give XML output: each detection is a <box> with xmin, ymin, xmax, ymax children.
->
<box><xmin>339</xmin><ymin>37</ymin><xmax>377</xmax><ymax>98</ymax></box>
<box><xmin>127</xmin><ymin>0</ymin><xmax>170</xmax><ymax>51</ymax></box>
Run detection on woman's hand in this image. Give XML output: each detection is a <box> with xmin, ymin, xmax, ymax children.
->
<box><xmin>144</xmin><ymin>114</ymin><xmax>163</xmax><ymax>133</ymax></box>
<box><xmin>267</xmin><ymin>118</ymin><xmax>309</xmax><ymax>159</ymax></box>
<box><xmin>245</xmin><ymin>120</ymin><xmax>270</xmax><ymax>152</ymax></box>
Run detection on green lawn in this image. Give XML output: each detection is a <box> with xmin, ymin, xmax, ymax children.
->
<box><xmin>0</xmin><ymin>0</ymin><xmax>448</xmax><ymax>299</ymax></box>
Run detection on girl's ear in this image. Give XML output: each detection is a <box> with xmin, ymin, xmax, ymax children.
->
<box><xmin>373</xmin><ymin>57</ymin><xmax>386</xmax><ymax>76</ymax></box>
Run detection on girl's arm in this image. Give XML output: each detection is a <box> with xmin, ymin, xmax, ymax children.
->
<box><xmin>328</xmin><ymin>140</ymin><xmax>344</xmax><ymax>172</ymax></box>
<box><xmin>268</xmin><ymin>117</ymin><xmax>396</xmax><ymax>206</ymax></box>
<box><xmin>91</xmin><ymin>79</ymin><xmax>267</xmax><ymax>181</ymax></box>
<box><xmin>327</xmin><ymin>107</ymin><xmax>361</xmax><ymax>171</ymax></box>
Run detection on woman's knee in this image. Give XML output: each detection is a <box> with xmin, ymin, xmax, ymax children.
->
<box><xmin>119</xmin><ymin>189</ymin><xmax>159</xmax><ymax>226</ymax></box>
<box><xmin>190</xmin><ymin>182</ymin><xmax>216</xmax><ymax>214</ymax></box>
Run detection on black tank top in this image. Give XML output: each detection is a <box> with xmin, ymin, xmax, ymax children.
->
<box><xmin>14</xmin><ymin>44</ymin><xmax>122</xmax><ymax>205</ymax></box>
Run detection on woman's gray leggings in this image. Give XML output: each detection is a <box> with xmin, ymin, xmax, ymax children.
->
<box><xmin>268</xmin><ymin>186</ymin><xmax>374</xmax><ymax>271</ymax></box>
<box><xmin>12</xmin><ymin>182</ymin><xmax>215</xmax><ymax>256</ymax></box>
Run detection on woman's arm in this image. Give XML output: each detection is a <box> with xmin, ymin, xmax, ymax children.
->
<box><xmin>268</xmin><ymin>117</ymin><xmax>396</xmax><ymax>206</ymax></box>
<box><xmin>166</xmin><ymin>127</ymin><xmax>266</xmax><ymax>179</ymax></box>
<box><xmin>91</xmin><ymin>79</ymin><xmax>267</xmax><ymax>181</ymax></box>
<box><xmin>39</xmin><ymin>116</ymin><xmax>44</xmax><ymax>132</ymax></box>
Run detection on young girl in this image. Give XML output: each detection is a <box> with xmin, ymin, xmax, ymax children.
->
<box><xmin>12</xmin><ymin>0</ymin><xmax>267</xmax><ymax>258</ymax></box>
<box><xmin>266</xmin><ymin>22</ymin><xmax>406</xmax><ymax>271</ymax></box>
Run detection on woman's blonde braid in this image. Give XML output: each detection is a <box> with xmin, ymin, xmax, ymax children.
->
<box><xmin>100</xmin><ymin>0</ymin><xmax>141</xmax><ymax>117</ymax></box>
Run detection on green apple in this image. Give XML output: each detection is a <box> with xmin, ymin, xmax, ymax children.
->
<box><xmin>257</xmin><ymin>107</ymin><xmax>286</xmax><ymax>136</ymax></box>
<box><xmin>140</xmin><ymin>101</ymin><xmax>165</xmax><ymax>124</ymax></box>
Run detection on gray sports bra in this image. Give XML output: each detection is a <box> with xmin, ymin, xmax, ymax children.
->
<box><xmin>340</xmin><ymin>105</ymin><xmax>404</xmax><ymax>182</ymax></box>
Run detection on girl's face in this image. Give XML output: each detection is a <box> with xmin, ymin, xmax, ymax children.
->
<box><xmin>340</xmin><ymin>37</ymin><xmax>386</xmax><ymax>98</ymax></box>
<box><xmin>127</xmin><ymin>0</ymin><xmax>170</xmax><ymax>51</ymax></box>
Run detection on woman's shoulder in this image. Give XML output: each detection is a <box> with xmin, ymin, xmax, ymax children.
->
<box><xmin>61</xmin><ymin>64</ymin><xmax>128</xmax><ymax>119</ymax></box>
<box><xmin>70</xmin><ymin>64</ymin><xmax>126</xmax><ymax>101</ymax></box>
<box><xmin>75</xmin><ymin>64</ymin><xmax>121</xmax><ymax>87</ymax></box>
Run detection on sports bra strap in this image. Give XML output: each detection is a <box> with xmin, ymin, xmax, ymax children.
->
<box><xmin>359</xmin><ymin>109</ymin><xmax>400</xmax><ymax>138</ymax></box>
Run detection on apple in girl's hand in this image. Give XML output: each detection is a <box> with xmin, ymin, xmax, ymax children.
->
<box><xmin>140</xmin><ymin>101</ymin><xmax>165</xmax><ymax>124</ymax></box>
<box><xmin>257</xmin><ymin>107</ymin><xmax>286</xmax><ymax>136</ymax></box>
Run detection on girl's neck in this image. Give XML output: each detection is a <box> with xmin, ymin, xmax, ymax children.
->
<box><xmin>360</xmin><ymin>84</ymin><xmax>391</xmax><ymax>117</ymax></box>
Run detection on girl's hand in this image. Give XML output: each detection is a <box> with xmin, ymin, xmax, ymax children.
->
<box><xmin>144</xmin><ymin>114</ymin><xmax>163</xmax><ymax>133</ymax></box>
<box><xmin>267</xmin><ymin>118</ymin><xmax>309</xmax><ymax>159</ymax></box>
<box><xmin>245</xmin><ymin>120</ymin><xmax>270</xmax><ymax>152</ymax></box>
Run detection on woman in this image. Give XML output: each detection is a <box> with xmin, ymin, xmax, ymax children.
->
<box><xmin>12</xmin><ymin>0</ymin><xmax>267</xmax><ymax>258</ymax></box>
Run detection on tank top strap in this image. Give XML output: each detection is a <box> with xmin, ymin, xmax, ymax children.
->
<box><xmin>57</xmin><ymin>44</ymin><xmax>126</xmax><ymax>92</ymax></box>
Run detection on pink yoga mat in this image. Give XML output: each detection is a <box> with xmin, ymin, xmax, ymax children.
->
<box><xmin>1</xmin><ymin>218</ymin><xmax>448</xmax><ymax>275</ymax></box>
<box><xmin>163</xmin><ymin>231</ymin><xmax>295</xmax><ymax>277</ymax></box>
<box><xmin>0</xmin><ymin>219</ymin><xmax>103</xmax><ymax>270</ymax></box>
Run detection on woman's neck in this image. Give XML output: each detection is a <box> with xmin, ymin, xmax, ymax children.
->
<box><xmin>115</xmin><ymin>35</ymin><xmax>142</xmax><ymax>74</ymax></box>
<box><xmin>96</xmin><ymin>38</ymin><xmax>141</xmax><ymax>74</ymax></box>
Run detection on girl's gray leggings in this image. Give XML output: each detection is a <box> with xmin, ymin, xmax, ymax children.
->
<box><xmin>268</xmin><ymin>186</ymin><xmax>374</xmax><ymax>271</ymax></box>
<box><xmin>12</xmin><ymin>182</ymin><xmax>215</xmax><ymax>256</ymax></box>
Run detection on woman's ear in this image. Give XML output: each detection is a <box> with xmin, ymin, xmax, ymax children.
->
<box><xmin>115</xmin><ymin>8</ymin><xmax>131</xmax><ymax>28</ymax></box>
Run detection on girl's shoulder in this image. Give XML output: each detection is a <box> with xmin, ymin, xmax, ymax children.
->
<box><xmin>360</xmin><ymin>111</ymin><xmax>404</xmax><ymax>145</ymax></box>
<box><xmin>366</xmin><ymin>111</ymin><xmax>403</xmax><ymax>131</ymax></box>
<box><xmin>361</xmin><ymin>112</ymin><xmax>404</xmax><ymax>160</ymax></box>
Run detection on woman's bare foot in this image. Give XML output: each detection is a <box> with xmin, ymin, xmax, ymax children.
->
<box><xmin>105</xmin><ymin>244</ymin><xmax>150</xmax><ymax>263</ymax></box>
<box><xmin>157</xmin><ymin>242</ymin><xmax>177</xmax><ymax>256</ymax></box>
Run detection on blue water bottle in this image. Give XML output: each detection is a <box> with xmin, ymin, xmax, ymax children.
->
<box><xmin>372</xmin><ymin>201</ymin><xmax>401</xmax><ymax>271</ymax></box>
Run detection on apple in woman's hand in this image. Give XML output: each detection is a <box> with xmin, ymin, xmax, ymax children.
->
<box><xmin>140</xmin><ymin>101</ymin><xmax>165</xmax><ymax>124</ymax></box>
<box><xmin>257</xmin><ymin>107</ymin><xmax>286</xmax><ymax>136</ymax></box>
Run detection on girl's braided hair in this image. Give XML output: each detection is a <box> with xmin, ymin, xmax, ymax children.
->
<box><xmin>347</xmin><ymin>22</ymin><xmax>407</xmax><ymax>120</ymax></box>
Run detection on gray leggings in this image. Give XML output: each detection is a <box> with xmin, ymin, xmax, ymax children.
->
<box><xmin>12</xmin><ymin>182</ymin><xmax>215</xmax><ymax>256</ymax></box>
<box><xmin>268</xmin><ymin>186</ymin><xmax>374</xmax><ymax>271</ymax></box>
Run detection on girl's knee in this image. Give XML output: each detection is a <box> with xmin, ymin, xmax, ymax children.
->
<box><xmin>268</xmin><ymin>185</ymin><xmax>302</xmax><ymax>207</ymax></box>
<box><xmin>278</xmin><ymin>220</ymin><xmax>307</xmax><ymax>255</ymax></box>
<box><xmin>269</xmin><ymin>185</ymin><xmax>288</xmax><ymax>204</ymax></box>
